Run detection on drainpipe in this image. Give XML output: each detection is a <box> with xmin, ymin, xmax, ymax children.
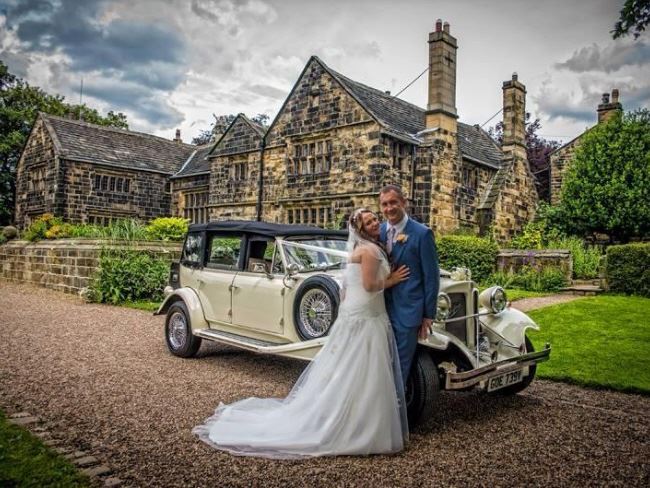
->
<box><xmin>409</xmin><ymin>144</ymin><xmax>417</xmax><ymax>201</ymax></box>
<box><xmin>256</xmin><ymin>138</ymin><xmax>266</xmax><ymax>221</ymax></box>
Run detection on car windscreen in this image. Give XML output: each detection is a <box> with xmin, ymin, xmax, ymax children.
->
<box><xmin>280</xmin><ymin>238</ymin><xmax>348</xmax><ymax>272</ymax></box>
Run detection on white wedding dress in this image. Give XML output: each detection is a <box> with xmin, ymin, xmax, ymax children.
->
<box><xmin>193</xmin><ymin>243</ymin><xmax>408</xmax><ymax>458</ymax></box>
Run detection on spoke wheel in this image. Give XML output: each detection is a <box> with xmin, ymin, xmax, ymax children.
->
<box><xmin>293</xmin><ymin>276</ymin><xmax>340</xmax><ymax>340</ymax></box>
<box><xmin>164</xmin><ymin>301</ymin><xmax>202</xmax><ymax>358</ymax></box>
<box><xmin>299</xmin><ymin>289</ymin><xmax>333</xmax><ymax>337</ymax></box>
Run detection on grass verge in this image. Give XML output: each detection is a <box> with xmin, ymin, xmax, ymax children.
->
<box><xmin>528</xmin><ymin>295</ymin><xmax>650</xmax><ymax>394</ymax></box>
<box><xmin>506</xmin><ymin>289</ymin><xmax>554</xmax><ymax>302</ymax></box>
<box><xmin>0</xmin><ymin>410</ymin><xmax>91</xmax><ymax>487</ymax></box>
<box><xmin>122</xmin><ymin>300</ymin><xmax>160</xmax><ymax>312</ymax></box>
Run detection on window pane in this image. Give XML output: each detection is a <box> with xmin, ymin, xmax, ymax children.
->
<box><xmin>182</xmin><ymin>233</ymin><xmax>203</xmax><ymax>264</ymax></box>
<box><xmin>207</xmin><ymin>235</ymin><xmax>242</xmax><ymax>269</ymax></box>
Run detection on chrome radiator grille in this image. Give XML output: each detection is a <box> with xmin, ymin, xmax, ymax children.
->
<box><xmin>445</xmin><ymin>293</ymin><xmax>468</xmax><ymax>344</ymax></box>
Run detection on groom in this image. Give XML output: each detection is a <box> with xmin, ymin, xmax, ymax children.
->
<box><xmin>379</xmin><ymin>185</ymin><xmax>439</xmax><ymax>385</ymax></box>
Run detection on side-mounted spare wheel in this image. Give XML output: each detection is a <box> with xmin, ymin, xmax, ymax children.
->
<box><xmin>406</xmin><ymin>349</ymin><xmax>440</xmax><ymax>428</ymax></box>
<box><xmin>293</xmin><ymin>275</ymin><xmax>340</xmax><ymax>340</ymax></box>
<box><xmin>165</xmin><ymin>301</ymin><xmax>202</xmax><ymax>358</ymax></box>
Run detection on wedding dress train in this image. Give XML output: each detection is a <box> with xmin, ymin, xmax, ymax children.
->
<box><xmin>193</xmin><ymin>250</ymin><xmax>408</xmax><ymax>459</ymax></box>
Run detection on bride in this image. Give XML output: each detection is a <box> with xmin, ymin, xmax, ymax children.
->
<box><xmin>193</xmin><ymin>208</ymin><xmax>410</xmax><ymax>458</ymax></box>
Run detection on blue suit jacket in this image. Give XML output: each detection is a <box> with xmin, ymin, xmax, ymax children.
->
<box><xmin>381</xmin><ymin>218</ymin><xmax>440</xmax><ymax>330</ymax></box>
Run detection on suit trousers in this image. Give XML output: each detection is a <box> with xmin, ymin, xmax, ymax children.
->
<box><xmin>392</xmin><ymin>325</ymin><xmax>419</xmax><ymax>386</ymax></box>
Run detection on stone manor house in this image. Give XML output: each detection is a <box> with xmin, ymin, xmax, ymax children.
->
<box><xmin>15</xmin><ymin>21</ymin><xmax>539</xmax><ymax>241</ymax></box>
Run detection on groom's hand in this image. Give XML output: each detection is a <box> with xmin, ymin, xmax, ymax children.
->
<box><xmin>418</xmin><ymin>318</ymin><xmax>433</xmax><ymax>340</ymax></box>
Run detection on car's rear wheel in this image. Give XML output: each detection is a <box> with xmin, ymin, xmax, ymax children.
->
<box><xmin>491</xmin><ymin>335</ymin><xmax>536</xmax><ymax>395</ymax></box>
<box><xmin>165</xmin><ymin>301</ymin><xmax>202</xmax><ymax>358</ymax></box>
<box><xmin>293</xmin><ymin>276</ymin><xmax>340</xmax><ymax>340</ymax></box>
<box><xmin>406</xmin><ymin>350</ymin><xmax>440</xmax><ymax>428</ymax></box>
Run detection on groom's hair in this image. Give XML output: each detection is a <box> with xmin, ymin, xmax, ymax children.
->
<box><xmin>380</xmin><ymin>184</ymin><xmax>406</xmax><ymax>200</ymax></box>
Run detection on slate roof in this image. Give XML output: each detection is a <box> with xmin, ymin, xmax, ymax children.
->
<box><xmin>457</xmin><ymin>123</ymin><xmax>503</xmax><ymax>169</ymax></box>
<box><xmin>172</xmin><ymin>144</ymin><xmax>214</xmax><ymax>178</ymax></box>
<box><xmin>479</xmin><ymin>161</ymin><xmax>511</xmax><ymax>209</ymax></box>
<box><xmin>316</xmin><ymin>57</ymin><xmax>503</xmax><ymax>168</ymax></box>
<box><xmin>40</xmin><ymin>113</ymin><xmax>196</xmax><ymax>174</ymax></box>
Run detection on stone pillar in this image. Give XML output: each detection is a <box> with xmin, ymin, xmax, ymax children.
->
<box><xmin>425</xmin><ymin>19</ymin><xmax>458</xmax><ymax>137</ymax></box>
<box><xmin>597</xmin><ymin>89</ymin><xmax>622</xmax><ymax>124</ymax></box>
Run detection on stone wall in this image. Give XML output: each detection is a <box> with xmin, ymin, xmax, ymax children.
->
<box><xmin>0</xmin><ymin>240</ymin><xmax>181</xmax><ymax>295</ymax></box>
<box><xmin>14</xmin><ymin>117</ymin><xmax>61</xmax><ymax>229</ymax></box>
<box><xmin>62</xmin><ymin>161</ymin><xmax>172</xmax><ymax>224</ymax></box>
<box><xmin>550</xmin><ymin>135</ymin><xmax>582</xmax><ymax>205</ymax></box>
<box><xmin>496</xmin><ymin>249</ymin><xmax>572</xmax><ymax>281</ymax></box>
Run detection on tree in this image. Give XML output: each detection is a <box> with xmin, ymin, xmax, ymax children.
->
<box><xmin>191</xmin><ymin>113</ymin><xmax>270</xmax><ymax>145</ymax></box>
<box><xmin>0</xmin><ymin>61</ymin><xmax>128</xmax><ymax>225</ymax></box>
<box><xmin>488</xmin><ymin>113</ymin><xmax>561</xmax><ymax>201</ymax></box>
<box><xmin>556</xmin><ymin>109</ymin><xmax>650</xmax><ymax>242</ymax></box>
<box><xmin>612</xmin><ymin>0</ymin><xmax>650</xmax><ymax>39</ymax></box>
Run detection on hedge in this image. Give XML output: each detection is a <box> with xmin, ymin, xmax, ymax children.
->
<box><xmin>606</xmin><ymin>243</ymin><xmax>650</xmax><ymax>297</ymax></box>
<box><xmin>436</xmin><ymin>235</ymin><xmax>499</xmax><ymax>283</ymax></box>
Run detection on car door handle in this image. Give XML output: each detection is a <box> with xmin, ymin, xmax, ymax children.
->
<box><xmin>228</xmin><ymin>284</ymin><xmax>239</xmax><ymax>291</ymax></box>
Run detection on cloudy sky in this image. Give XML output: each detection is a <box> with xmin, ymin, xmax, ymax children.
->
<box><xmin>1</xmin><ymin>0</ymin><xmax>648</xmax><ymax>144</ymax></box>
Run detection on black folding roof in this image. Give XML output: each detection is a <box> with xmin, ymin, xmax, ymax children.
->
<box><xmin>188</xmin><ymin>220</ymin><xmax>348</xmax><ymax>238</ymax></box>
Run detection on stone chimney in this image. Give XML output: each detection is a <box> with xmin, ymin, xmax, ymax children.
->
<box><xmin>501</xmin><ymin>72</ymin><xmax>526</xmax><ymax>154</ymax></box>
<box><xmin>174</xmin><ymin>129</ymin><xmax>182</xmax><ymax>143</ymax></box>
<box><xmin>425</xmin><ymin>19</ymin><xmax>458</xmax><ymax>135</ymax></box>
<box><xmin>597</xmin><ymin>89</ymin><xmax>622</xmax><ymax>123</ymax></box>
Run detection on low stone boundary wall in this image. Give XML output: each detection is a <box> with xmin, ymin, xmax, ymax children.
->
<box><xmin>0</xmin><ymin>239</ymin><xmax>181</xmax><ymax>295</ymax></box>
<box><xmin>496</xmin><ymin>249</ymin><xmax>573</xmax><ymax>281</ymax></box>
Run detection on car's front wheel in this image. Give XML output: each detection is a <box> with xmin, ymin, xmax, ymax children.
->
<box><xmin>491</xmin><ymin>335</ymin><xmax>537</xmax><ymax>395</ymax></box>
<box><xmin>165</xmin><ymin>301</ymin><xmax>202</xmax><ymax>358</ymax></box>
<box><xmin>405</xmin><ymin>350</ymin><xmax>440</xmax><ymax>428</ymax></box>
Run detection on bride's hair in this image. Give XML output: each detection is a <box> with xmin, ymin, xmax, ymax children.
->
<box><xmin>348</xmin><ymin>209</ymin><xmax>387</xmax><ymax>257</ymax></box>
<box><xmin>348</xmin><ymin>208</ymin><xmax>374</xmax><ymax>243</ymax></box>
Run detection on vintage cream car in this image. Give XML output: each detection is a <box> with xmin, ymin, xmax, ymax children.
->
<box><xmin>156</xmin><ymin>221</ymin><xmax>551</xmax><ymax>426</ymax></box>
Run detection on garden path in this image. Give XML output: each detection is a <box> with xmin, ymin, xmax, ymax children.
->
<box><xmin>511</xmin><ymin>293</ymin><xmax>586</xmax><ymax>312</ymax></box>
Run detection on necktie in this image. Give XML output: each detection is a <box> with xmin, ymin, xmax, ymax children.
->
<box><xmin>387</xmin><ymin>227</ymin><xmax>396</xmax><ymax>254</ymax></box>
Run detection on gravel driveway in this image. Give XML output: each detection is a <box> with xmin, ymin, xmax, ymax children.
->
<box><xmin>1</xmin><ymin>282</ymin><xmax>648</xmax><ymax>487</ymax></box>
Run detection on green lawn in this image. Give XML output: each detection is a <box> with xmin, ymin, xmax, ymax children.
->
<box><xmin>528</xmin><ymin>295</ymin><xmax>650</xmax><ymax>394</ymax></box>
<box><xmin>0</xmin><ymin>411</ymin><xmax>91</xmax><ymax>487</ymax></box>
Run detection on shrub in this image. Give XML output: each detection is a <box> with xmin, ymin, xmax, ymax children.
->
<box><xmin>100</xmin><ymin>219</ymin><xmax>148</xmax><ymax>241</ymax></box>
<box><xmin>145</xmin><ymin>217</ymin><xmax>189</xmax><ymax>241</ymax></box>
<box><xmin>0</xmin><ymin>234</ymin><xmax>6</xmax><ymax>245</ymax></box>
<box><xmin>606</xmin><ymin>243</ymin><xmax>650</xmax><ymax>297</ymax></box>
<box><xmin>546</xmin><ymin>236</ymin><xmax>602</xmax><ymax>280</ymax></box>
<box><xmin>486</xmin><ymin>266</ymin><xmax>568</xmax><ymax>292</ymax></box>
<box><xmin>437</xmin><ymin>235</ymin><xmax>499</xmax><ymax>283</ymax></box>
<box><xmin>22</xmin><ymin>213</ymin><xmax>63</xmax><ymax>241</ymax></box>
<box><xmin>88</xmin><ymin>249</ymin><xmax>170</xmax><ymax>304</ymax></box>
<box><xmin>2</xmin><ymin>225</ymin><xmax>18</xmax><ymax>239</ymax></box>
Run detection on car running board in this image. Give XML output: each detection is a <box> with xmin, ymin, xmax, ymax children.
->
<box><xmin>193</xmin><ymin>328</ymin><xmax>326</xmax><ymax>361</ymax></box>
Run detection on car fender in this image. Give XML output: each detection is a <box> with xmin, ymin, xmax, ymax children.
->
<box><xmin>154</xmin><ymin>288</ymin><xmax>209</xmax><ymax>331</ymax></box>
<box><xmin>480</xmin><ymin>306</ymin><xmax>539</xmax><ymax>347</ymax></box>
<box><xmin>420</xmin><ymin>329</ymin><xmax>478</xmax><ymax>367</ymax></box>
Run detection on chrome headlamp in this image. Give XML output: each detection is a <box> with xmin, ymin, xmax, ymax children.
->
<box><xmin>435</xmin><ymin>292</ymin><xmax>452</xmax><ymax>322</ymax></box>
<box><xmin>479</xmin><ymin>286</ymin><xmax>507</xmax><ymax>313</ymax></box>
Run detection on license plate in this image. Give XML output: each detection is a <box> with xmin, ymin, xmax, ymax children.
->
<box><xmin>487</xmin><ymin>369</ymin><xmax>524</xmax><ymax>392</ymax></box>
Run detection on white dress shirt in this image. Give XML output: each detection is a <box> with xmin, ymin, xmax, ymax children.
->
<box><xmin>386</xmin><ymin>213</ymin><xmax>408</xmax><ymax>253</ymax></box>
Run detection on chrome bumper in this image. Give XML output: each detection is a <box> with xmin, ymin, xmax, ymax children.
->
<box><xmin>444</xmin><ymin>344</ymin><xmax>551</xmax><ymax>390</ymax></box>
